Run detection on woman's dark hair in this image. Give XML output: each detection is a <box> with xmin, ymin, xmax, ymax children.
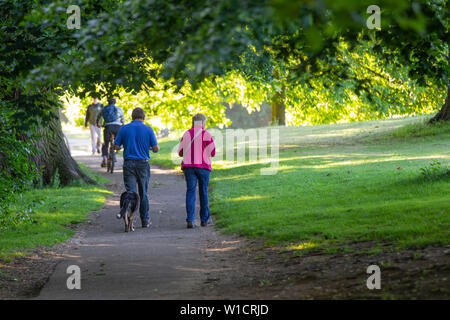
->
<box><xmin>132</xmin><ymin>107</ymin><xmax>146</xmax><ymax>120</ymax></box>
<box><xmin>192</xmin><ymin>113</ymin><xmax>207</xmax><ymax>127</ymax></box>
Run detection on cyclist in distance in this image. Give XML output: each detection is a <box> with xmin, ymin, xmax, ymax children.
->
<box><xmin>97</xmin><ymin>96</ymin><xmax>125</xmax><ymax>168</ymax></box>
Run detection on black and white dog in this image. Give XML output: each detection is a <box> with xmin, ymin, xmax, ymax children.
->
<box><xmin>117</xmin><ymin>191</ymin><xmax>140</xmax><ymax>232</ymax></box>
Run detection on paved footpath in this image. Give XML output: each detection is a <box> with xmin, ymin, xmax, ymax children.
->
<box><xmin>36</xmin><ymin>136</ymin><xmax>230</xmax><ymax>299</ymax></box>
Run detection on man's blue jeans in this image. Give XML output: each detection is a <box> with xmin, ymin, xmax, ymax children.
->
<box><xmin>184</xmin><ymin>167</ymin><xmax>211</xmax><ymax>223</ymax></box>
<box><xmin>123</xmin><ymin>160</ymin><xmax>150</xmax><ymax>223</ymax></box>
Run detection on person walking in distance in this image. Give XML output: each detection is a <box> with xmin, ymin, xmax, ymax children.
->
<box><xmin>114</xmin><ymin>108</ymin><xmax>159</xmax><ymax>228</ymax></box>
<box><xmin>84</xmin><ymin>96</ymin><xmax>103</xmax><ymax>155</ymax></box>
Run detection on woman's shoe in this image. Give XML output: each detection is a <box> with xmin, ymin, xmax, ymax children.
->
<box><xmin>201</xmin><ymin>219</ymin><xmax>212</xmax><ymax>227</ymax></box>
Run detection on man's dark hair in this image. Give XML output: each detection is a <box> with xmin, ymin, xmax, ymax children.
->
<box><xmin>132</xmin><ymin>108</ymin><xmax>146</xmax><ymax>120</ymax></box>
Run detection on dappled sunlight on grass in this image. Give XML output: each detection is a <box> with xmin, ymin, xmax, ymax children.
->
<box><xmin>229</xmin><ymin>195</ymin><xmax>269</xmax><ymax>202</ymax></box>
<box><xmin>274</xmin><ymin>116</ymin><xmax>427</xmax><ymax>144</ymax></box>
<box><xmin>212</xmin><ymin>172</ymin><xmax>259</xmax><ymax>182</ymax></box>
<box><xmin>0</xmin><ymin>184</ymin><xmax>111</xmax><ymax>256</ymax></box>
<box><xmin>286</xmin><ymin>241</ymin><xmax>319</xmax><ymax>251</ymax></box>
<box><xmin>210</xmin><ymin>118</ymin><xmax>450</xmax><ymax>248</ymax></box>
<box><xmin>300</xmin><ymin>154</ymin><xmax>450</xmax><ymax>169</ymax></box>
<box><xmin>301</xmin><ymin>127</ymin><xmax>369</xmax><ymax>139</ymax></box>
<box><xmin>276</xmin><ymin>154</ymin><xmax>382</xmax><ymax>165</ymax></box>
<box><xmin>152</xmin><ymin>116</ymin><xmax>449</xmax><ymax>249</ymax></box>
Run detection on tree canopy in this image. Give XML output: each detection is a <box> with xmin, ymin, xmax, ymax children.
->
<box><xmin>1</xmin><ymin>1</ymin><xmax>447</xmax><ymax>114</ymax></box>
<box><xmin>0</xmin><ymin>0</ymin><xmax>448</xmax><ymax>194</ymax></box>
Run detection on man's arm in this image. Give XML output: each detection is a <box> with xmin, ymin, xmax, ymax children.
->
<box><xmin>114</xmin><ymin>127</ymin><xmax>123</xmax><ymax>150</ymax></box>
<box><xmin>96</xmin><ymin>112</ymin><xmax>103</xmax><ymax>127</ymax></box>
<box><xmin>84</xmin><ymin>107</ymin><xmax>90</xmax><ymax>127</ymax></box>
<box><xmin>118</xmin><ymin>107</ymin><xmax>125</xmax><ymax>125</ymax></box>
<box><xmin>149</xmin><ymin>127</ymin><xmax>159</xmax><ymax>153</ymax></box>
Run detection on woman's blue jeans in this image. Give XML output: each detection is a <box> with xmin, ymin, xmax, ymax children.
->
<box><xmin>184</xmin><ymin>167</ymin><xmax>211</xmax><ymax>223</ymax></box>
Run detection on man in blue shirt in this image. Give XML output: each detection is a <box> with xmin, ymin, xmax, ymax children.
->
<box><xmin>114</xmin><ymin>108</ymin><xmax>159</xmax><ymax>228</ymax></box>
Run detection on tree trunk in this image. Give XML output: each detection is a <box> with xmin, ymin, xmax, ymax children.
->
<box><xmin>429</xmin><ymin>85</ymin><xmax>450</xmax><ymax>123</ymax></box>
<box><xmin>33</xmin><ymin>110</ymin><xmax>97</xmax><ymax>186</ymax></box>
<box><xmin>271</xmin><ymin>68</ymin><xmax>286</xmax><ymax>126</ymax></box>
<box><xmin>271</xmin><ymin>84</ymin><xmax>286</xmax><ymax>126</ymax></box>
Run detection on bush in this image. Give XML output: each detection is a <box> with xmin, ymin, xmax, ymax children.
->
<box><xmin>0</xmin><ymin>109</ymin><xmax>39</xmax><ymax>229</ymax></box>
<box><xmin>420</xmin><ymin>159</ymin><xmax>450</xmax><ymax>181</ymax></box>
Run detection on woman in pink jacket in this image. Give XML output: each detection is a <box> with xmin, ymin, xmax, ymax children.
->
<box><xmin>178</xmin><ymin>114</ymin><xmax>216</xmax><ymax>229</ymax></box>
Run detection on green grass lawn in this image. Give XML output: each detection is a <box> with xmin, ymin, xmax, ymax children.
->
<box><xmin>152</xmin><ymin>115</ymin><xmax>450</xmax><ymax>250</ymax></box>
<box><xmin>0</xmin><ymin>165</ymin><xmax>111</xmax><ymax>259</ymax></box>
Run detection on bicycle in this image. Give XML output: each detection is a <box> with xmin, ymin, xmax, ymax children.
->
<box><xmin>106</xmin><ymin>134</ymin><xmax>117</xmax><ymax>173</ymax></box>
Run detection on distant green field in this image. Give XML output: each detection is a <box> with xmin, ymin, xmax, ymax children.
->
<box><xmin>152</xmin><ymin>116</ymin><xmax>450</xmax><ymax>250</ymax></box>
